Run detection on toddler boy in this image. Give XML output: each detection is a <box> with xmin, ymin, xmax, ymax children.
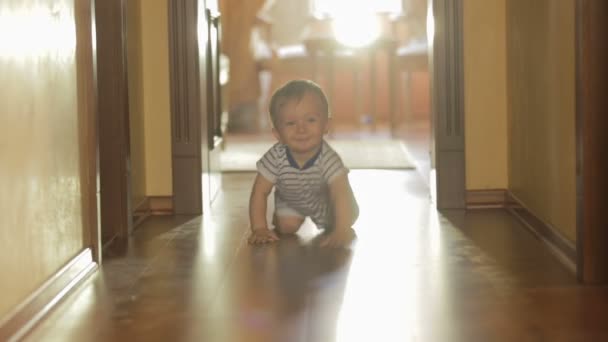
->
<box><xmin>248</xmin><ymin>79</ymin><xmax>359</xmax><ymax>248</ymax></box>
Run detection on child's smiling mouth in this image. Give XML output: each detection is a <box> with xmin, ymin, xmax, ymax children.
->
<box><xmin>293</xmin><ymin>137</ymin><xmax>311</xmax><ymax>143</ymax></box>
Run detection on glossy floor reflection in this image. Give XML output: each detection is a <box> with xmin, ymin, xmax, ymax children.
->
<box><xmin>26</xmin><ymin>170</ymin><xmax>608</xmax><ymax>342</ymax></box>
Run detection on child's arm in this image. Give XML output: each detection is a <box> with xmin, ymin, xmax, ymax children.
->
<box><xmin>322</xmin><ymin>173</ymin><xmax>359</xmax><ymax>248</ymax></box>
<box><xmin>248</xmin><ymin>173</ymin><xmax>279</xmax><ymax>244</ymax></box>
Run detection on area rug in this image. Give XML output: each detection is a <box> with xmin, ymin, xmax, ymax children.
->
<box><xmin>220</xmin><ymin>139</ymin><xmax>416</xmax><ymax>171</ymax></box>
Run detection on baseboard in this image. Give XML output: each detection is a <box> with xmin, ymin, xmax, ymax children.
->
<box><xmin>466</xmin><ymin>189</ymin><xmax>510</xmax><ymax>208</ymax></box>
<box><xmin>506</xmin><ymin>192</ymin><xmax>577</xmax><ymax>274</ymax></box>
<box><xmin>149</xmin><ymin>196</ymin><xmax>173</xmax><ymax>215</ymax></box>
<box><xmin>132</xmin><ymin>197</ymin><xmax>151</xmax><ymax>228</ymax></box>
<box><xmin>0</xmin><ymin>248</ymin><xmax>98</xmax><ymax>342</ymax></box>
<box><xmin>133</xmin><ymin>196</ymin><xmax>174</xmax><ymax>228</ymax></box>
<box><xmin>466</xmin><ymin>189</ymin><xmax>577</xmax><ymax>274</ymax></box>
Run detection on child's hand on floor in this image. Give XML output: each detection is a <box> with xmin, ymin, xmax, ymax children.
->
<box><xmin>319</xmin><ymin>228</ymin><xmax>356</xmax><ymax>248</ymax></box>
<box><xmin>248</xmin><ymin>228</ymin><xmax>279</xmax><ymax>245</ymax></box>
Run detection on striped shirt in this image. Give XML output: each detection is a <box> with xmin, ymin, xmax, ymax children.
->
<box><xmin>256</xmin><ymin>140</ymin><xmax>348</xmax><ymax>229</ymax></box>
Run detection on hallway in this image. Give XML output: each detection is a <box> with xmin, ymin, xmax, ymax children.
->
<box><xmin>25</xmin><ymin>169</ymin><xmax>608</xmax><ymax>342</ymax></box>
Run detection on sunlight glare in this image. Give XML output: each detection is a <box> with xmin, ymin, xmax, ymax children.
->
<box><xmin>0</xmin><ymin>4</ymin><xmax>76</xmax><ymax>61</ymax></box>
<box><xmin>331</xmin><ymin>13</ymin><xmax>380</xmax><ymax>48</ymax></box>
<box><xmin>426</xmin><ymin>2</ymin><xmax>435</xmax><ymax>46</ymax></box>
<box><xmin>201</xmin><ymin>217</ymin><xmax>217</xmax><ymax>259</ymax></box>
<box><xmin>335</xmin><ymin>248</ymin><xmax>420</xmax><ymax>341</ymax></box>
<box><xmin>197</xmin><ymin>7</ymin><xmax>210</xmax><ymax>52</ymax></box>
<box><xmin>313</xmin><ymin>0</ymin><xmax>401</xmax><ymax>18</ymax></box>
<box><xmin>428</xmin><ymin>206</ymin><xmax>442</xmax><ymax>257</ymax></box>
<box><xmin>313</xmin><ymin>0</ymin><xmax>403</xmax><ymax>48</ymax></box>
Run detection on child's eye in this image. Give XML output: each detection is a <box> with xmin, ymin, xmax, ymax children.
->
<box><xmin>307</xmin><ymin>117</ymin><xmax>317</xmax><ymax>123</ymax></box>
<box><xmin>285</xmin><ymin>121</ymin><xmax>295</xmax><ymax>126</ymax></box>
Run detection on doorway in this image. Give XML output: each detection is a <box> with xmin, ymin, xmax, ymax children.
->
<box><xmin>218</xmin><ymin>0</ymin><xmax>446</xmax><ymax>204</ymax></box>
<box><xmin>218</xmin><ymin>0</ymin><xmax>466</xmax><ymax>209</ymax></box>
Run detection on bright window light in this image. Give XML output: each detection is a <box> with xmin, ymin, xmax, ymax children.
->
<box><xmin>332</xmin><ymin>13</ymin><xmax>380</xmax><ymax>48</ymax></box>
<box><xmin>312</xmin><ymin>0</ymin><xmax>402</xmax><ymax>18</ymax></box>
<box><xmin>311</xmin><ymin>0</ymin><xmax>402</xmax><ymax>48</ymax></box>
<box><xmin>426</xmin><ymin>1</ymin><xmax>435</xmax><ymax>46</ymax></box>
<box><xmin>0</xmin><ymin>4</ymin><xmax>76</xmax><ymax>61</ymax></box>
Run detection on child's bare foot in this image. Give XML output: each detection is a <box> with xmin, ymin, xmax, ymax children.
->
<box><xmin>319</xmin><ymin>227</ymin><xmax>356</xmax><ymax>248</ymax></box>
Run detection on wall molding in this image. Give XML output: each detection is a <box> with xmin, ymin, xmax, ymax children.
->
<box><xmin>466</xmin><ymin>189</ymin><xmax>577</xmax><ymax>274</ymax></box>
<box><xmin>149</xmin><ymin>196</ymin><xmax>174</xmax><ymax>215</ymax></box>
<box><xmin>0</xmin><ymin>249</ymin><xmax>97</xmax><ymax>342</ymax></box>
<box><xmin>506</xmin><ymin>192</ymin><xmax>577</xmax><ymax>274</ymax></box>
<box><xmin>132</xmin><ymin>197</ymin><xmax>151</xmax><ymax>228</ymax></box>
<box><xmin>466</xmin><ymin>189</ymin><xmax>509</xmax><ymax>208</ymax></box>
<box><xmin>133</xmin><ymin>196</ymin><xmax>174</xmax><ymax>228</ymax></box>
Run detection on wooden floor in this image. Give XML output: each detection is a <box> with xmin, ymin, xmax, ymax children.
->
<box><xmin>24</xmin><ymin>125</ymin><xmax>608</xmax><ymax>341</ymax></box>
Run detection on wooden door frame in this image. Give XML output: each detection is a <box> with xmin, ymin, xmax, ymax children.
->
<box><xmin>201</xmin><ymin>3</ymin><xmax>224</xmax><ymax>210</ymax></box>
<box><xmin>168</xmin><ymin>0</ymin><xmax>223</xmax><ymax>215</ymax></box>
<box><xmin>168</xmin><ymin>0</ymin><xmax>204</xmax><ymax>215</ymax></box>
<box><xmin>575</xmin><ymin>0</ymin><xmax>608</xmax><ymax>284</ymax></box>
<box><xmin>77</xmin><ymin>0</ymin><xmax>102</xmax><ymax>263</ymax></box>
<box><xmin>430</xmin><ymin>0</ymin><xmax>466</xmax><ymax>210</ymax></box>
<box><xmin>94</xmin><ymin>0</ymin><xmax>133</xmax><ymax>250</ymax></box>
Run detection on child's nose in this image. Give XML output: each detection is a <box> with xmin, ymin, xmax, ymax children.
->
<box><xmin>296</xmin><ymin>121</ymin><xmax>306</xmax><ymax>132</ymax></box>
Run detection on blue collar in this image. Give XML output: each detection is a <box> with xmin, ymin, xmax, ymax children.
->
<box><xmin>285</xmin><ymin>144</ymin><xmax>323</xmax><ymax>170</ymax></box>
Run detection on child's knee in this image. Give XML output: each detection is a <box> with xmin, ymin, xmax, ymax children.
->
<box><xmin>274</xmin><ymin>215</ymin><xmax>304</xmax><ymax>234</ymax></box>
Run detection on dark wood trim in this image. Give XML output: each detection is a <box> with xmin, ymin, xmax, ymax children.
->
<box><xmin>430</xmin><ymin>0</ymin><xmax>466</xmax><ymax>209</ymax></box>
<box><xmin>168</xmin><ymin>0</ymin><xmax>203</xmax><ymax>215</ymax></box>
<box><xmin>75</xmin><ymin>0</ymin><xmax>101</xmax><ymax>263</ymax></box>
<box><xmin>0</xmin><ymin>249</ymin><xmax>97</xmax><ymax>341</ymax></box>
<box><xmin>95</xmin><ymin>0</ymin><xmax>133</xmax><ymax>244</ymax></box>
<box><xmin>206</xmin><ymin>8</ymin><xmax>224</xmax><ymax>149</ymax></box>
<box><xmin>149</xmin><ymin>196</ymin><xmax>174</xmax><ymax>215</ymax></box>
<box><xmin>575</xmin><ymin>0</ymin><xmax>608</xmax><ymax>284</ymax></box>
<box><xmin>507</xmin><ymin>192</ymin><xmax>577</xmax><ymax>274</ymax></box>
<box><xmin>466</xmin><ymin>189</ymin><xmax>577</xmax><ymax>273</ymax></box>
<box><xmin>132</xmin><ymin>197</ymin><xmax>151</xmax><ymax>228</ymax></box>
<box><xmin>575</xmin><ymin>0</ymin><xmax>584</xmax><ymax>283</ymax></box>
<box><xmin>466</xmin><ymin>189</ymin><xmax>508</xmax><ymax>209</ymax></box>
<box><xmin>201</xmin><ymin>4</ymin><xmax>224</xmax><ymax>209</ymax></box>
<box><xmin>132</xmin><ymin>196</ymin><xmax>174</xmax><ymax>228</ymax></box>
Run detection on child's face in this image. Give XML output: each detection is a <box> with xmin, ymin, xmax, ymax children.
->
<box><xmin>272</xmin><ymin>92</ymin><xmax>329</xmax><ymax>156</ymax></box>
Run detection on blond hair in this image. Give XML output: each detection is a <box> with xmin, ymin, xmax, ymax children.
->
<box><xmin>268</xmin><ymin>79</ymin><xmax>330</xmax><ymax>127</ymax></box>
